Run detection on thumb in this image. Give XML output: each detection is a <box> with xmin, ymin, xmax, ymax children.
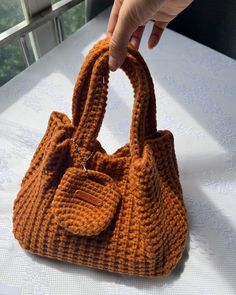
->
<box><xmin>109</xmin><ymin>9</ymin><xmax>137</xmax><ymax>71</ymax></box>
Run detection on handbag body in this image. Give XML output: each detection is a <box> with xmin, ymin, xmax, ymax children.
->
<box><xmin>12</xmin><ymin>37</ymin><xmax>188</xmax><ymax>277</ymax></box>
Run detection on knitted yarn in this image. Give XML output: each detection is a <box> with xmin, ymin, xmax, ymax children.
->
<box><xmin>12</xmin><ymin>37</ymin><xmax>188</xmax><ymax>277</ymax></box>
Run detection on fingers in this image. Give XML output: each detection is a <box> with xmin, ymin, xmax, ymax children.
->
<box><xmin>107</xmin><ymin>0</ymin><xmax>123</xmax><ymax>36</ymax></box>
<box><xmin>107</xmin><ymin>0</ymin><xmax>193</xmax><ymax>71</ymax></box>
<box><xmin>109</xmin><ymin>5</ymin><xmax>138</xmax><ymax>71</ymax></box>
<box><xmin>148</xmin><ymin>21</ymin><xmax>167</xmax><ymax>49</ymax></box>
<box><xmin>146</xmin><ymin>0</ymin><xmax>193</xmax><ymax>48</ymax></box>
<box><xmin>130</xmin><ymin>25</ymin><xmax>146</xmax><ymax>50</ymax></box>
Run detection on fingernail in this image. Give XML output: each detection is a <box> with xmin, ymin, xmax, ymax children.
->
<box><xmin>109</xmin><ymin>56</ymin><xmax>119</xmax><ymax>72</ymax></box>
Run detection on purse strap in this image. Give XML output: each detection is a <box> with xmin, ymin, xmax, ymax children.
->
<box><xmin>72</xmin><ymin>38</ymin><xmax>157</xmax><ymax>140</ymax></box>
<box><xmin>71</xmin><ymin>38</ymin><xmax>157</xmax><ymax>160</ymax></box>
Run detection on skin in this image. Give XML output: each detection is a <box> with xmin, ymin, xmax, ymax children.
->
<box><xmin>107</xmin><ymin>0</ymin><xmax>193</xmax><ymax>71</ymax></box>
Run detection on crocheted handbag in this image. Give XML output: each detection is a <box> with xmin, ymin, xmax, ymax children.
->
<box><xmin>12</xmin><ymin>37</ymin><xmax>188</xmax><ymax>277</ymax></box>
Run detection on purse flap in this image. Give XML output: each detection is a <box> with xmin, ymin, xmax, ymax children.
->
<box><xmin>51</xmin><ymin>167</ymin><xmax>121</xmax><ymax>236</ymax></box>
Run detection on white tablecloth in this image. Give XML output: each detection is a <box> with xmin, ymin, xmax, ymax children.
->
<box><xmin>0</xmin><ymin>7</ymin><xmax>236</xmax><ymax>295</ymax></box>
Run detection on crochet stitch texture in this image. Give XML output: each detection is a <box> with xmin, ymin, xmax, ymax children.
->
<box><xmin>12</xmin><ymin>37</ymin><xmax>188</xmax><ymax>277</ymax></box>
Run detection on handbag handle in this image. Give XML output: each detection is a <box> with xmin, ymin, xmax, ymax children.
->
<box><xmin>71</xmin><ymin>38</ymin><xmax>157</xmax><ymax>160</ymax></box>
<box><xmin>72</xmin><ymin>37</ymin><xmax>157</xmax><ymax>141</ymax></box>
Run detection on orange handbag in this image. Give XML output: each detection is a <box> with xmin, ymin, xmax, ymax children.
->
<box><xmin>12</xmin><ymin>37</ymin><xmax>188</xmax><ymax>277</ymax></box>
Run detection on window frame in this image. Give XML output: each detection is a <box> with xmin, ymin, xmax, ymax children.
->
<box><xmin>0</xmin><ymin>0</ymin><xmax>83</xmax><ymax>66</ymax></box>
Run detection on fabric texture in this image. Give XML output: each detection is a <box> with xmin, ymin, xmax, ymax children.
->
<box><xmin>12</xmin><ymin>37</ymin><xmax>188</xmax><ymax>277</ymax></box>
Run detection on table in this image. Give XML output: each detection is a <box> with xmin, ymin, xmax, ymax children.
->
<box><xmin>0</xmin><ymin>7</ymin><xmax>236</xmax><ymax>295</ymax></box>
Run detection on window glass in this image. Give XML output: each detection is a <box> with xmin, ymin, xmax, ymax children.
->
<box><xmin>0</xmin><ymin>0</ymin><xmax>85</xmax><ymax>86</ymax></box>
<box><xmin>0</xmin><ymin>0</ymin><xmax>25</xmax><ymax>33</ymax></box>
<box><xmin>0</xmin><ymin>34</ymin><xmax>35</xmax><ymax>87</ymax></box>
<box><xmin>51</xmin><ymin>0</ymin><xmax>85</xmax><ymax>39</ymax></box>
<box><xmin>62</xmin><ymin>1</ymin><xmax>85</xmax><ymax>39</ymax></box>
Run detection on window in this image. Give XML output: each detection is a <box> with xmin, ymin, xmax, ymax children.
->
<box><xmin>0</xmin><ymin>0</ymin><xmax>24</xmax><ymax>33</ymax></box>
<box><xmin>51</xmin><ymin>0</ymin><xmax>85</xmax><ymax>40</ymax></box>
<box><xmin>62</xmin><ymin>2</ymin><xmax>85</xmax><ymax>39</ymax></box>
<box><xmin>0</xmin><ymin>40</ymin><xmax>26</xmax><ymax>86</ymax></box>
<box><xmin>0</xmin><ymin>0</ymin><xmax>26</xmax><ymax>86</ymax></box>
<box><xmin>0</xmin><ymin>0</ymin><xmax>86</xmax><ymax>87</ymax></box>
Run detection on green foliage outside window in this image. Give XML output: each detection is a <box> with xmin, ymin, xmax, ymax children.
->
<box><xmin>62</xmin><ymin>2</ymin><xmax>85</xmax><ymax>39</ymax></box>
<box><xmin>0</xmin><ymin>0</ymin><xmax>24</xmax><ymax>34</ymax></box>
<box><xmin>0</xmin><ymin>0</ymin><xmax>26</xmax><ymax>87</ymax></box>
<box><xmin>0</xmin><ymin>0</ymin><xmax>85</xmax><ymax>87</ymax></box>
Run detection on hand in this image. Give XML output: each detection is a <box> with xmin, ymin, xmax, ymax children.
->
<box><xmin>107</xmin><ymin>0</ymin><xmax>193</xmax><ymax>71</ymax></box>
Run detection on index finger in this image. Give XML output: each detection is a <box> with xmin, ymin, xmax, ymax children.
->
<box><xmin>107</xmin><ymin>0</ymin><xmax>124</xmax><ymax>36</ymax></box>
